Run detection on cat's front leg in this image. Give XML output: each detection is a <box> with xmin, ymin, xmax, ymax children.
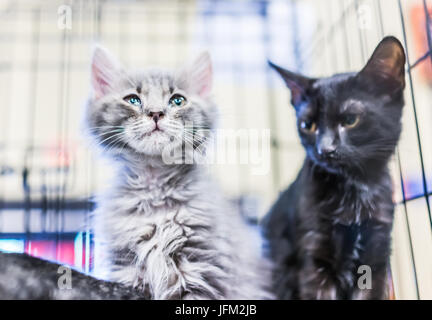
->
<box><xmin>133</xmin><ymin>213</ymin><xmax>225</xmax><ymax>300</ymax></box>
<box><xmin>351</xmin><ymin>220</ymin><xmax>392</xmax><ymax>300</ymax></box>
<box><xmin>298</xmin><ymin>223</ymin><xmax>340</xmax><ymax>300</ymax></box>
<box><xmin>299</xmin><ymin>256</ymin><xmax>340</xmax><ymax>300</ymax></box>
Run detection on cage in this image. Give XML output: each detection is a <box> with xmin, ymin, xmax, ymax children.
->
<box><xmin>0</xmin><ymin>0</ymin><xmax>431</xmax><ymax>299</ymax></box>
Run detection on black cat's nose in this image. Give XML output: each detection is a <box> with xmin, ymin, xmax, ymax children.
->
<box><xmin>317</xmin><ymin>134</ymin><xmax>337</xmax><ymax>158</ymax></box>
<box><xmin>147</xmin><ymin>111</ymin><xmax>164</xmax><ymax>123</ymax></box>
<box><xmin>317</xmin><ymin>145</ymin><xmax>337</xmax><ymax>158</ymax></box>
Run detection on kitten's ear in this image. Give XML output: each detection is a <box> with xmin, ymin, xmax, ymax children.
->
<box><xmin>91</xmin><ymin>45</ymin><xmax>122</xmax><ymax>99</ymax></box>
<box><xmin>358</xmin><ymin>36</ymin><xmax>406</xmax><ymax>93</ymax></box>
<box><xmin>179</xmin><ymin>51</ymin><xmax>212</xmax><ymax>98</ymax></box>
<box><xmin>268</xmin><ymin>61</ymin><xmax>313</xmax><ymax>108</ymax></box>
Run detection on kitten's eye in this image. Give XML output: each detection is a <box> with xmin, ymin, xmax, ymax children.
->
<box><xmin>169</xmin><ymin>94</ymin><xmax>187</xmax><ymax>107</ymax></box>
<box><xmin>300</xmin><ymin>120</ymin><xmax>317</xmax><ymax>133</ymax></box>
<box><xmin>342</xmin><ymin>114</ymin><xmax>360</xmax><ymax>128</ymax></box>
<box><xmin>124</xmin><ymin>94</ymin><xmax>142</xmax><ymax>107</ymax></box>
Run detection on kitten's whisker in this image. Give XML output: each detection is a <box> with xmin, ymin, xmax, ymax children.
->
<box><xmin>129</xmin><ymin>125</ymin><xmax>155</xmax><ymax>136</ymax></box>
<box><xmin>106</xmin><ymin>137</ymin><xmax>127</xmax><ymax>154</ymax></box>
<box><xmin>182</xmin><ymin>133</ymin><xmax>209</xmax><ymax>145</ymax></box>
<box><xmin>162</xmin><ymin>123</ymin><xmax>210</xmax><ymax>141</ymax></box>
<box><xmin>88</xmin><ymin>125</ymin><xmax>125</xmax><ymax>130</ymax></box>
<box><xmin>104</xmin><ymin>133</ymin><xmax>128</xmax><ymax>154</ymax></box>
<box><xmin>162</xmin><ymin>122</ymin><xmax>182</xmax><ymax>130</ymax></box>
<box><xmin>169</xmin><ymin>135</ymin><xmax>205</xmax><ymax>157</ymax></box>
<box><xmin>182</xmin><ymin>130</ymin><xmax>209</xmax><ymax>140</ymax></box>
<box><xmin>127</xmin><ymin>121</ymin><xmax>154</xmax><ymax>133</ymax></box>
<box><xmin>129</xmin><ymin>119</ymin><xmax>148</xmax><ymax>129</ymax></box>
<box><xmin>177</xmin><ymin>129</ymin><xmax>209</xmax><ymax>146</ymax></box>
<box><xmin>163</xmin><ymin>120</ymin><xmax>210</xmax><ymax>130</ymax></box>
<box><xmin>92</xmin><ymin>129</ymin><xmax>125</xmax><ymax>138</ymax></box>
<box><xmin>179</xmin><ymin>135</ymin><xmax>207</xmax><ymax>155</ymax></box>
<box><xmin>98</xmin><ymin>132</ymin><xmax>125</xmax><ymax>146</ymax></box>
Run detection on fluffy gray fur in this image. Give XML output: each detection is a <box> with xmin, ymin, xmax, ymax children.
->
<box><xmin>86</xmin><ymin>46</ymin><xmax>273</xmax><ymax>300</ymax></box>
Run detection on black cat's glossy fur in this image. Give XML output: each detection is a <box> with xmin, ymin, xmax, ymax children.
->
<box><xmin>263</xmin><ymin>36</ymin><xmax>406</xmax><ymax>299</ymax></box>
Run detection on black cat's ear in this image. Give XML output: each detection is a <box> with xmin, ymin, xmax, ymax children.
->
<box><xmin>358</xmin><ymin>36</ymin><xmax>406</xmax><ymax>93</ymax></box>
<box><xmin>268</xmin><ymin>61</ymin><xmax>313</xmax><ymax>108</ymax></box>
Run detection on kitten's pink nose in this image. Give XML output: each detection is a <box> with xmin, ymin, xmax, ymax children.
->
<box><xmin>148</xmin><ymin>111</ymin><xmax>164</xmax><ymax>123</ymax></box>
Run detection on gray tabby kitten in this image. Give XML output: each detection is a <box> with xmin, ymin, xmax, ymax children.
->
<box><xmin>86</xmin><ymin>46</ymin><xmax>272</xmax><ymax>300</ymax></box>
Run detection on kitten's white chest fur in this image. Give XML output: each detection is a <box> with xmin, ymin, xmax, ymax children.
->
<box><xmin>92</xmin><ymin>164</ymin><xmax>272</xmax><ymax>300</ymax></box>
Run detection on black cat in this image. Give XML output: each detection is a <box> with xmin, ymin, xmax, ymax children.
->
<box><xmin>263</xmin><ymin>36</ymin><xmax>406</xmax><ymax>300</ymax></box>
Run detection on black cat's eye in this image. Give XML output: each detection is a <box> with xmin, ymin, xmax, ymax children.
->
<box><xmin>300</xmin><ymin>120</ymin><xmax>317</xmax><ymax>133</ymax></box>
<box><xmin>342</xmin><ymin>114</ymin><xmax>360</xmax><ymax>128</ymax></box>
<box><xmin>124</xmin><ymin>94</ymin><xmax>142</xmax><ymax>107</ymax></box>
<box><xmin>169</xmin><ymin>94</ymin><xmax>187</xmax><ymax>107</ymax></box>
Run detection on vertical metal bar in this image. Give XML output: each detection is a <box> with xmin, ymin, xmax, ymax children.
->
<box><xmin>40</xmin><ymin>169</ymin><xmax>47</xmax><ymax>233</ymax></box>
<box><xmin>376</xmin><ymin>0</ymin><xmax>385</xmax><ymax>37</ymax></box>
<box><xmin>177</xmin><ymin>0</ymin><xmax>187</xmax><ymax>65</ymax></box>
<box><xmin>89</xmin><ymin>0</ymin><xmax>103</xmax><ymax>269</ymax></box>
<box><xmin>23</xmin><ymin>7</ymin><xmax>41</xmax><ymax>238</ymax></box>
<box><xmin>56</xmin><ymin>0</ymin><xmax>73</xmax><ymax>262</ymax></box>
<box><xmin>263</xmin><ymin>0</ymin><xmax>281</xmax><ymax>191</ymax></box>
<box><xmin>118</xmin><ymin>5</ymin><xmax>127</xmax><ymax>61</ymax></box>
<box><xmin>327</xmin><ymin>0</ymin><xmax>338</xmax><ymax>71</ymax></box>
<box><xmin>397</xmin><ymin>149</ymin><xmax>421</xmax><ymax>299</ymax></box>
<box><xmin>56</xmin><ymin>8</ymin><xmax>66</xmax><ymax>257</ymax></box>
<box><xmin>291</xmin><ymin>0</ymin><xmax>302</xmax><ymax>70</ymax></box>
<box><xmin>354</xmin><ymin>0</ymin><xmax>366</xmax><ymax>63</ymax></box>
<box><xmin>341</xmin><ymin>0</ymin><xmax>352</xmax><ymax>69</ymax></box>
<box><xmin>0</xmin><ymin>6</ymin><xmax>17</xmax><ymax>233</ymax></box>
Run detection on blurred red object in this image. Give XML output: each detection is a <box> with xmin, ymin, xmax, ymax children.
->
<box><xmin>25</xmin><ymin>240</ymin><xmax>75</xmax><ymax>267</ymax></box>
<box><xmin>410</xmin><ymin>4</ymin><xmax>432</xmax><ymax>84</ymax></box>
